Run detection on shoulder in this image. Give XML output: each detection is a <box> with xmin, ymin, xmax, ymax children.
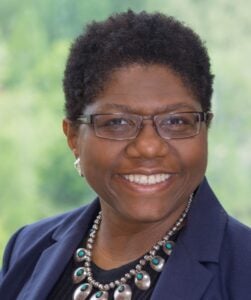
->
<box><xmin>218</xmin><ymin>215</ymin><xmax>251</xmax><ymax>296</ymax></box>
<box><xmin>223</xmin><ymin>215</ymin><xmax>251</xmax><ymax>256</ymax></box>
<box><xmin>14</xmin><ymin>204</ymin><xmax>89</xmax><ymax>242</ymax></box>
<box><xmin>1</xmin><ymin>204</ymin><xmax>90</xmax><ymax>274</ymax></box>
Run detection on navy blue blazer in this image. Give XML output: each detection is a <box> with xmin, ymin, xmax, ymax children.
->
<box><xmin>1</xmin><ymin>178</ymin><xmax>251</xmax><ymax>299</ymax></box>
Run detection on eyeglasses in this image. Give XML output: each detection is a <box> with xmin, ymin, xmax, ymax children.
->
<box><xmin>77</xmin><ymin>111</ymin><xmax>213</xmax><ymax>140</ymax></box>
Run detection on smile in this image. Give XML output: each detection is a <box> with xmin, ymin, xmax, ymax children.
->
<box><xmin>122</xmin><ymin>174</ymin><xmax>171</xmax><ymax>185</ymax></box>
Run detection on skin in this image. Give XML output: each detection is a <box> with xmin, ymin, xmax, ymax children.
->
<box><xmin>63</xmin><ymin>64</ymin><xmax>209</xmax><ymax>269</ymax></box>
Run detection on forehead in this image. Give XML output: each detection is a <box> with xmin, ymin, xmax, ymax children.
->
<box><xmin>85</xmin><ymin>64</ymin><xmax>201</xmax><ymax>114</ymax></box>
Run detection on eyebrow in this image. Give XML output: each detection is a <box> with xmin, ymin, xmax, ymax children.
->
<box><xmin>94</xmin><ymin>102</ymin><xmax>199</xmax><ymax>113</ymax></box>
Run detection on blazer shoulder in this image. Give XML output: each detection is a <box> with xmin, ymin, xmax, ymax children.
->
<box><xmin>221</xmin><ymin>215</ymin><xmax>251</xmax><ymax>268</ymax></box>
<box><xmin>218</xmin><ymin>215</ymin><xmax>251</xmax><ymax>298</ymax></box>
<box><xmin>226</xmin><ymin>215</ymin><xmax>251</xmax><ymax>247</ymax></box>
<box><xmin>18</xmin><ymin>204</ymin><xmax>90</xmax><ymax>239</ymax></box>
<box><xmin>2</xmin><ymin>203</ymin><xmax>91</xmax><ymax>270</ymax></box>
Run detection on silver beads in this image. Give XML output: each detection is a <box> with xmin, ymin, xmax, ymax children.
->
<box><xmin>109</xmin><ymin>282</ymin><xmax>115</xmax><ymax>289</ymax></box>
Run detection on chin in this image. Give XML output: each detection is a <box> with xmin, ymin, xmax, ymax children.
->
<box><xmin>119</xmin><ymin>204</ymin><xmax>176</xmax><ymax>224</ymax></box>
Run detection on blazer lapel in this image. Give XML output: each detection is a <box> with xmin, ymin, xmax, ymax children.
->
<box><xmin>151</xmin><ymin>240</ymin><xmax>213</xmax><ymax>300</ymax></box>
<box><xmin>152</xmin><ymin>178</ymin><xmax>227</xmax><ymax>300</ymax></box>
<box><xmin>18</xmin><ymin>199</ymin><xmax>100</xmax><ymax>300</ymax></box>
<box><xmin>18</xmin><ymin>234</ymin><xmax>80</xmax><ymax>300</ymax></box>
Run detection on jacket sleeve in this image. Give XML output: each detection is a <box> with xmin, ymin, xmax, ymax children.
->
<box><xmin>0</xmin><ymin>227</ymin><xmax>25</xmax><ymax>284</ymax></box>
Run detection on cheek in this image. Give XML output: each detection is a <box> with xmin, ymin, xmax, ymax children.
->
<box><xmin>176</xmin><ymin>133</ymin><xmax>208</xmax><ymax>175</ymax></box>
<box><xmin>188</xmin><ymin>135</ymin><xmax>208</xmax><ymax>174</ymax></box>
<box><xmin>78</xmin><ymin>133</ymin><xmax>124</xmax><ymax>184</ymax></box>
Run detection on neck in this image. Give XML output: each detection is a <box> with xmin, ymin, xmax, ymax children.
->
<box><xmin>92</xmin><ymin>200</ymin><xmax>189</xmax><ymax>269</ymax></box>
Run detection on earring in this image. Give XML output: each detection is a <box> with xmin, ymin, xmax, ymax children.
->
<box><xmin>74</xmin><ymin>157</ymin><xmax>82</xmax><ymax>176</ymax></box>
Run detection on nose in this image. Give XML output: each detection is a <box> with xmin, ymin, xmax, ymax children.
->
<box><xmin>125</xmin><ymin>121</ymin><xmax>169</xmax><ymax>159</ymax></box>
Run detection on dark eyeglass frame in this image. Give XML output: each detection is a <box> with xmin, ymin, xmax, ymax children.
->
<box><xmin>76</xmin><ymin>111</ymin><xmax>213</xmax><ymax>140</ymax></box>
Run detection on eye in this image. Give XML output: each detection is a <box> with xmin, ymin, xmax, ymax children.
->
<box><xmin>159</xmin><ymin>114</ymin><xmax>195</xmax><ymax>131</ymax></box>
<box><xmin>105</xmin><ymin>117</ymin><xmax>129</xmax><ymax>126</ymax></box>
<box><xmin>163</xmin><ymin>116</ymin><xmax>189</xmax><ymax>126</ymax></box>
<box><xmin>172</xmin><ymin>117</ymin><xmax>189</xmax><ymax>125</ymax></box>
<box><xmin>95</xmin><ymin>115</ymin><xmax>136</xmax><ymax>131</ymax></box>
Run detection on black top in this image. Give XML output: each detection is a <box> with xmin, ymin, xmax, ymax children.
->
<box><xmin>48</xmin><ymin>230</ymin><xmax>179</xmax><ymax>300</ymax></box>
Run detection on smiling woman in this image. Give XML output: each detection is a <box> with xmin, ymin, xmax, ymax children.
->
<box><xmin>1</xmin><ymin>10</ymin><xmax>251</xmax><ymax>300</ymax></box>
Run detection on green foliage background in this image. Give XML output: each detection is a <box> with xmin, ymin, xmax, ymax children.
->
<box><xmin>0</xmin><ymin>0</ymin><xmax>251</xmax><ymax>262</ymax></box>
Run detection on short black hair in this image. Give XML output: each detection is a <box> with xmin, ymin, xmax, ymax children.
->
<box><xmin>63</xmin><ymin>10</ymin><xmax>214</xmax><ymax>120</ymax></box>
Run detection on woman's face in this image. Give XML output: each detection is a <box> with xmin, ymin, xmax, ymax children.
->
<box><xmin>65</xmin><ymin>64</ymin><xmax>209</xmax><ymax>224</ymax></box>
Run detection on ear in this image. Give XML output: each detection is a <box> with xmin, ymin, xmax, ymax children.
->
<box><xmin>62</xmin><ymin>118</ymin><xmax>79</xmax><ymax>157</ymax></box>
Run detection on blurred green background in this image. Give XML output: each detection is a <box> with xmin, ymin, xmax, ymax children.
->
<box><xmin>0</xmin><ymin>0</ymin><xmax>251</xmax><ymax>262</ymax></box>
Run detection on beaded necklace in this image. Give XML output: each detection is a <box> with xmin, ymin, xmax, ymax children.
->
<box><xmin>72</xmin><ymin>194</ymin><xmax>193</xmax><ymax>300</ymax></box>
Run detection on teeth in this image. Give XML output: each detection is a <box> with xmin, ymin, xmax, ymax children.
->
<box><xmin>123</xmin><ymin>174</ymin><xmax>170</xmax><ymax>185</ymax></box>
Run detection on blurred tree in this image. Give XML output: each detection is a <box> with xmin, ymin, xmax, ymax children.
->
<box><xmin>0</xmin><ymin>0</ymin><xmax>251</xmax><ymax>262</ymax></box>
<box><xmin>38</xmin><ymin>139</ymin><xmax>95</xmax><ymax>209</ymax></box>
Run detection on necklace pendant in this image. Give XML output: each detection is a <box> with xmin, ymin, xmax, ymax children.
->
<box><xmin>75</xmin><ymin>248</ymin><xmax>89</xmax><ymax>262</ymax></box>
<box><xmin>114</xmin><ymin>284</ymin><xmax>132</xmax><ymax>300</ymax></box>
<box><xmin>72</xmin><ymin>267</ymin><xmax>87</xmax><ymax>284</ymax></box>
<box><xmin>150</xmin><ymin>255</ymin><xmax>165</xmax><ymax>272</ymax></box>
<box><xmin>163</xmin><ymin>241</ymin><xmax>175</xmax><ymax>255</ymax></box>
<box><xmin>90</xmin><ymin>290</ymin><xmax>109</xmax><ymax>300</ymax></box>
<box><xmin>73</xmin><ymin>283</ymin><xmax>92</xmax><ymax>300</ymax></box>
<box><xmin>134</xmin><ymin>271</ymin><xmax>151</xmax><ymax>290</ymax></box>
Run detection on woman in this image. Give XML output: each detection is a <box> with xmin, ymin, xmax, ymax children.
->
<box><xmin>1</xmin><ymin>10</ymin><xmax>251</xmax><ymax>300</ymax></box>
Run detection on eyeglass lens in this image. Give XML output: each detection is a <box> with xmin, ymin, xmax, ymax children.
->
<box><xmin>92</xmin><ymin>112</ymin><xmax>202</xmax><ymax>140</ymax></box>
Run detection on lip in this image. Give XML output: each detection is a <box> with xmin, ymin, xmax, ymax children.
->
<box><xmin>119</xmin><ymin>168</ymin><xmax>176</xmax><ymax>176</ymax></box>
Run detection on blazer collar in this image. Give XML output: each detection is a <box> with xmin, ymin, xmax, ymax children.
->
<box><xmin>151</xmin><ymin>240</ymin><xmax>213</xmax><ymax>300</ymax></box>
<box><xmin>180</xmin><ymin>177</ymin><xmax>227</xmax><ymax>263</ymax></box>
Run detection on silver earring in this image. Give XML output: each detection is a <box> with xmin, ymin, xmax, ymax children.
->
<box><xmin>74</xmin><ymin>157</ymin><xmax>82</xmax><ymax>176</ymax></box>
